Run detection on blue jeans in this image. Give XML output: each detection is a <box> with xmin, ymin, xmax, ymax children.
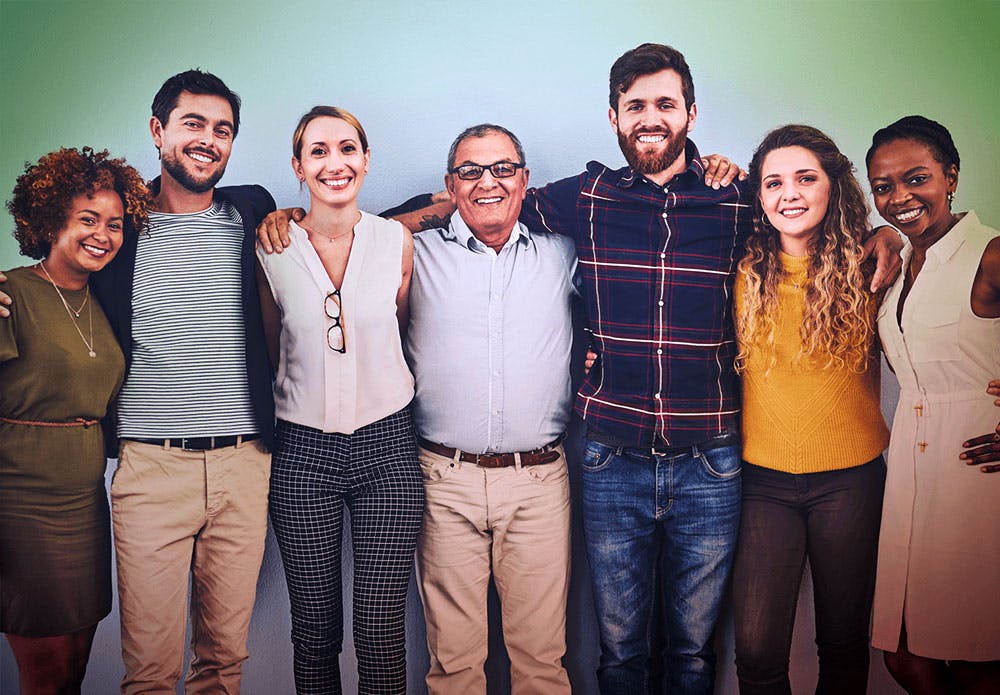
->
<box><xmin>581</xmin><ymin>438</ymin><xmax>742</xmax><ymax>694</ymax></box>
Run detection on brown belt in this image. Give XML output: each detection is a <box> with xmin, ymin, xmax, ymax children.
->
<box><xmin>0</xmin><ymin>416</ymin><xmax>99</xmax><ymax>428</ymax></box>
<box><xmin>418</xmin><ymin>436</ymin><xmax>564</xmax><ymax>469</ymax></box>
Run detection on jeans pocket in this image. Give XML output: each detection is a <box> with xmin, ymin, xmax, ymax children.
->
<box><xmin>581</xmin><ymin>439</ymin><xmax>617</xmax><ymax>472</ymax></box>
<box><xmin>697</xmin><ymin>444</ymin><xmax>742</xmax><ymax>479</ymax></box>
<box><xmin>525</xmin><ymin>456</ymin><xmax>570</xmax><ymax>485</ymax></box>
<box><xmin>418</xmin><ymin>454</ymin><xmax>458</xmax><ymax>484</ymax></box>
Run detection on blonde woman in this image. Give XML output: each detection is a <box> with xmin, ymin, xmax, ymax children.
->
<box><xmin>732</xmin><ymin>125</ymin><xmax>888</xmax><ymax>694</ymax></box>
<box><xmin>255</xmin><ymin>106</ymin><xmax>421</xmax><ymax>694</ymax></box>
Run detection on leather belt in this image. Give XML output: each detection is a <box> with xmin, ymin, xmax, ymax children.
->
<box><xmin>418</xmin><ymin>435</ymin><xmax>564</xmax><ymax>469</ymax></box>
<box><xmin>128</xmin><ymin>434</ymin><xmax>259</xmax><ymax>451</ymax></box>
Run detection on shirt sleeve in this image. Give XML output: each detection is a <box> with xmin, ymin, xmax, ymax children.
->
<box><xmin>520</xmin><ymin>172</ymin><xmax>587</xmax><ymax>238</ymax></box>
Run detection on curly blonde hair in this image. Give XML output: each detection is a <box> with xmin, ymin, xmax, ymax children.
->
<box><xmin>737</xmin><ymin>125</ymin><xmax>875</xmax><ymax>374</ymax></box>
<box><xmin>7</xmin><ymin>147</ymin><xmax>151</xmax><ymax>259</ymax></box>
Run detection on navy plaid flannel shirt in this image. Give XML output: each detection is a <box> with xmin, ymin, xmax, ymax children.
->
<box><xmin>521</xmin><ymin>141</ymin><xmax>753</xmax><ymax>448</ymax></box>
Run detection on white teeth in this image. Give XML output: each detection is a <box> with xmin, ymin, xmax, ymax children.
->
<box><xmin>82</xmin><ymin>243</ymin><xmax>108</xmax><ymax>256</ymax></box>
<box><xmin>781</xmin><ymin>208</ymin><xmax>806</xmax><ymax>217</ymax></box>
<box><xmin>637</xmin><ymin>134</ymin><xmax>665</xmax><ymax>143</ymax></box>
<box><xmin>895</xmin><ymin>208</ymin><xmax>923</xmax><ymax>222</ymax></box>
<box><xmin>322</xmin><ymin>178</ymin><xmax>350</xmax><ymax>187</ymax></box>
<box><xmin>476</xmin><ymin>197</ymin><xmax>503</xmax><ymax>204</ymax></box>
<box><xmin>188</xmin><ymin>152</ymin><xmax>213</xmax><ymax>163</ymax></box>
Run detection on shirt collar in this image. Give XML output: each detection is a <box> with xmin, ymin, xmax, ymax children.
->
<box><xmin>926</xmin><ymin>210</ymin><xmax>978</xmax><ymax>264</ymax></box>
<box><xmin>616</xmin><ymin>139</ymin><xmax>704</xmax><ymax>189</ymax></box>
<box><xmin>447</xmin><ymin>210</ymin><xmax>530</xmax><ymax>252</ymax></box>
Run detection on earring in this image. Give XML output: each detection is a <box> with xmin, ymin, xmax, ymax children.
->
<box><xmin>947</xmin><ymin>191</ymin><xmax>955</xmax><ymax>206</ymax></box>
<box><xmin>760</xmin><ymin>213</ymin><xmax>772</xmax><ymax>229</ymax></box>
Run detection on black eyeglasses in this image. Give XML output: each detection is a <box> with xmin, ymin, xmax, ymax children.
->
<box><xmin>448</xmin><ymin>160</ymin><xmax>525</xmax><ymax>181</ymax></box>
<box><xmin>325</xmin><ymin>289</ymin><xmax>345</xmax><ymax>353</ymax></box>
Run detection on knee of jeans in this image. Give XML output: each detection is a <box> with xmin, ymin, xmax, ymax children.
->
<box><xmin>735</xmin><ymin>642</ymin><xmax>789</xmax><ymax>682</ymax></box>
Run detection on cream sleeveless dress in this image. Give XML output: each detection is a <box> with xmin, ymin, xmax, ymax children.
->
<box><xmin>872</xmin><ymin>211</ymin><xmax>1000</xmax><ymax>660</ymax></box>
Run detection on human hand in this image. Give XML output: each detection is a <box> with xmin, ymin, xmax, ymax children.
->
<box><xmin>256</xmin><ymin>207</ymin><xmax>305</xmax><ymax>254</ymax></box>
<box><xmin>584</xmin><ymin>349</ymin><xmax>598</xmax><ymax>375</ymax></box>
<box><xmin>959</xmin><ymin>380</ymin><xmax>1000</xmax><ymax>473</ymax></box>
<box><xmin>0</xmin><ymin>270</ymin><xmax>10</xmax><ymax>318</ymax></box>
<box><xmin>863</xmin><ymin>226</ymin><xmax>904</xmax><ymax>293</ymax></box>
<box><xmin>700</xmin><ymin>154</ymin><xmax>747</xmax><ymax>190</ymax></box>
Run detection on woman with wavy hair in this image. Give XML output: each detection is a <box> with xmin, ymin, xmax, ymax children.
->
<box><xmin>731</xmin><ymin>125</ymin><xmax>889</xmax><ymax>694</ymax></box>
<box><xmin>1</xmin><ymin>147</ymin><xmax>150</xmax><ymax>693</ymax></box>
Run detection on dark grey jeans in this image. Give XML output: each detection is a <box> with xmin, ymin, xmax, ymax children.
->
<box><xmin>732</xmin><ymin>456</ymin><xmax>886</xmax><ymax>695</ymax></box>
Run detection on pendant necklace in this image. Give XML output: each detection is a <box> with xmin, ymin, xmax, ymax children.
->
<box><xmin>38</xmin><ymin>260</ymin><xmax>97</xmax><ymax>358</ymax></box>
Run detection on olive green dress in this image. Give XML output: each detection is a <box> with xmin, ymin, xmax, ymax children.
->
<box><xmin>0</xmin><ymin>266</ymin><xmax>125</xmax><ymax>637</ymax></box>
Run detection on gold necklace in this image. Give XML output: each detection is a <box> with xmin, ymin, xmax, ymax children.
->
<box><xmin>38</xmin><ymin>261</ymin><xmax>96</xmax><ymax>358</ymax></box>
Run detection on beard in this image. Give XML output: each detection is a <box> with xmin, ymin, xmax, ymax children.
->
<box><xmin>161</xmin><ymin>148</ymin><xmax>226</xmax><ymax>194</ymax></box>
<box><xmin>617</xmin><ymin>124</ymin><xmax>688</xmax><ymax>176</ymax></box>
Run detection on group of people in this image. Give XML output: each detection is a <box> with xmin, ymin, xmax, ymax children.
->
<box><xmin>1</xmin><ymin>41</ymin><xmax>998</xmax><ymax>695</ymax></box>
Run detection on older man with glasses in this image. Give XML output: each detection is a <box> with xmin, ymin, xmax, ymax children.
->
<box><xmin>404</xmin><ymin>123</ymin><xmax>579</xmax><ymax>694</ymax></box>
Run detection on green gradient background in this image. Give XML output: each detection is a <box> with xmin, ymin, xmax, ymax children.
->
<box><xmin>2</xmin><ymin>2</ymin><xmax>999</xmax><ymax>693</ymax></box>
<box><xmin>2</xmin><ymin>0</ymin><xmax>999</xmax><ymax>269</ymax></box>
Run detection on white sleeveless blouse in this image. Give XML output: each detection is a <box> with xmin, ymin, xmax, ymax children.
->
<box><xmin>257</xmin><ymin>212</ymin><xmax>414</xmax><ymax>433</ymax></box>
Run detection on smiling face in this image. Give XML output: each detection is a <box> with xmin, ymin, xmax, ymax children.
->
<box><xmin>867</xmin><ymin>138</ymin><xmax>957</xmax><ymax>247</ymax></box>
<box><xmin>609</xmin><ymin>69</ymin><xmax>696</xmax><ymax>184</ymax></box>
<box><xmin>46</xmin><ymin>189</ymin><xmax>125</xmax><ymax>282</ymax></box>
<box><xmin>293</xmin><ymin>116</ymin><xmax>369</xmax><ymax>209</ymax></box>
<box><xmin>151</xmin><ymin>91</ymin><xmax>234</xmax><ymax>194</ymax></box>
<box><xmin>758</xmin><ymin>146</ymin><xmax>831</xmax><ymax>256</ymax></box>
<box><xmin>445</xmin><ymin>130</ymin><xmax>528</xmax><ymax>247</ymax></box>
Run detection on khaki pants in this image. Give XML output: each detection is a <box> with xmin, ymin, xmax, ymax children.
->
<box><xmin>111</xmin><ymin>439</ymin><xmax>271</xmax><ymax>694</ymax></box>
<box><xmin>416</xmin><ymin>445</ymin><xmax>572</xmax><ymax>695</ymax></box>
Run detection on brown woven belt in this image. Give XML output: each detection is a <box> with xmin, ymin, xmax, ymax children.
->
<box><xmin>0</xmin><ymin>416</ymin><xmax>99</xmax><ymax>428</ymax></box>
<box><xmin>418</xmin><ymin>435</ymin><xmax>564</xmax><ymax>468</ymax></box>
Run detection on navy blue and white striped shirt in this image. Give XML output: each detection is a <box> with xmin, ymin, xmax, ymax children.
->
<box><xmin>117</xmin><ymin>201</ymin><xmax>257</xmax><ymax>438</ymax></box>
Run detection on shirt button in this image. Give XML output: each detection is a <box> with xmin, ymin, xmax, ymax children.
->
<box><xmin>658</xmin><ymin>301</ymin><xmax>664</xmax><ymax>307</ymax></box>
<box><xmin>660</xmin><ymin>253</ymin><xmax>666</xmax><ymax>259</ymax></box>
<box><xmin>661</xmin><ymin>212</ymin><xmax>667</xmax><ymax>218</ymax></box>
<box><xmin>657</xmin><ymin>349</ymin><xmax>663</xmax><ymax>355</ymax></box>
<box><xmin>654</xmin><ymin>392</ymin><xmax>661</xmax><ymax>398</ymax></box>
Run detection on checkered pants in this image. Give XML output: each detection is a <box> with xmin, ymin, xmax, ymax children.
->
<box><xmin>269</xmin><ymin>408</ymin><xmax>423</xmax><ymax>694</ymax></box>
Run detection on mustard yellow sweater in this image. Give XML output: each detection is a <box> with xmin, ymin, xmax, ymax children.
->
<box><xmin>736</xmin><ymin>253</ymin><xmax>889</xmax><ymax>474</ymax></box>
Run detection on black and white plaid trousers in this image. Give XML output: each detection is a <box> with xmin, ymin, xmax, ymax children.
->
<box><xmin>269</xmin><ymin>408</ymin><xmax>423</xmax><ymax>694</ymax></box>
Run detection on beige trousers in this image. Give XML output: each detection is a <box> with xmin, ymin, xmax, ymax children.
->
<box><xmin>416</xmin><ymin>445</ymin><xmax>572</xmax><ymax>695</ymax></box>
<box><xmin>111</xmin><ymin>439</ymin><xmax>271</xmax><ymax>694</ymax></box>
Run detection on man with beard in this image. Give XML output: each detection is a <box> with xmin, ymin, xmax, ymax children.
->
<box><xmin>512</xmin><ymin>42</ymin><xmax>746</xmax><ymax>695</ymax></box>
<box><xmin>518</xmin><ymin>43</ymin><xmax>900</xmax><ymax>694</ymax></box>
<box><xmin>92</xmin><ymin>70</ymin><xmax>275</xmax><ymax>693</ymax></box>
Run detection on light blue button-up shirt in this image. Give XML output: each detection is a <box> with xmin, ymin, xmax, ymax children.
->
<box><xmin>406</xmin><ymin>212</ymin><xmax>579</xmax><ymax>453</ymax></box>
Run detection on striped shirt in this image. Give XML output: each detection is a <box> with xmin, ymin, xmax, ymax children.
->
<box><xmin>520</xmin><ymin>140</ymin><xmax>752</xmax><ymax>448</ymax></box>
<box><xmin>117</xmin><ymin>201</ymin><xmax>257</xmax><ymax>438</ymax></box>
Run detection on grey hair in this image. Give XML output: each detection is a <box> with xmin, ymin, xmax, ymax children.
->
<box><xmin>446</xmin><ymin>123</ymin><xmax>526</xmax><ymax>171</ymax></box>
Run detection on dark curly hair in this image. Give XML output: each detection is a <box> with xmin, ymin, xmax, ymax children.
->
<box><xmin>6</xmin><ymin>147</ymin><xmax>151</xmax><ymax>259</ymax></box>
<box><xmin>865</xmin><ymin>115</ymin><xmax>960</xmax><ymax>173</ymax></box>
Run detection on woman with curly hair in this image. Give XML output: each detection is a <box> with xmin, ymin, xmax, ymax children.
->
<box><xmin>1</xmin><ymin>147</ymin><xmax>150</xmax><ymax>693</ymax></box>
<box><xmin>867</xmin><ymin>116</ymin><xmax>1000</xmax><ymax>694</ymax></box>
<box><xmin>731</xmin><ymin>125</ymin><xmax>889</xmax><ymax>693</ymax></box>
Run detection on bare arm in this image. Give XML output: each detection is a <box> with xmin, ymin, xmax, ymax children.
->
<box><xmin>255</xmin><ymin>260</ymin><xmax>281</xmax><ymax>372</ymax></box>
<box><xmin>395</xmin><ymin>228</ymin><xmax>414</xmax><ymax>336</ymax></box>
<box><xmin>0</xmin><ymin>270</ymin><xmax>9</xmax><ymax>317</ymax></box>
<box><xmin>256</xmin><ymin>207</ymin><xmax>306</xmax><ymax>255</ymax></box>
<box><xmin>863</xmin><ymin>226</ymin><xmax>904</xmax><ymax>292</ymax></box>
<box><xmin>388</xmin><ymin>198</ymin><xmax>456</xmax><ymax>234</ymax></box>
